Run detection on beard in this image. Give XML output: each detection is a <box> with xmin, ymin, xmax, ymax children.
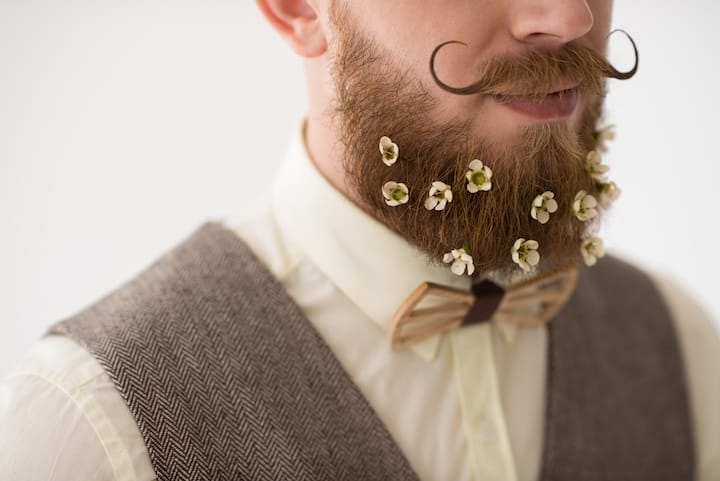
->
<box><xmin>327</xmin><ymin>3</ymin><xmax>616</xmax><ymax>280</ymax></box>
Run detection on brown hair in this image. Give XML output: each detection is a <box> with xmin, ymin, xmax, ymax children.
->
<box><xmin>329</xmin><ymin>2</ymin><xmax>633</xmax><ymax>278</ymax></box>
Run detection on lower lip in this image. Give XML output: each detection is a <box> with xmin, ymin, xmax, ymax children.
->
<box><xmin>492</xmin><ymin>88</ymin><xmax>579</xmax><ymax>120</ymax></box>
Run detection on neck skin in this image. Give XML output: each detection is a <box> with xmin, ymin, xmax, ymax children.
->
<box><xmin>302</xmin><ymin>56</ymin><xmax>356</xmax><ymax>203</ymax></box>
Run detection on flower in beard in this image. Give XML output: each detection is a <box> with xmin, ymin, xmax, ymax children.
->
<box><xmin>424</xmin><ymin>181</ymin><xmax>453</xmax><ymax>211</ymax></box>
<box><xmin>594</xmin><ymin>124</ymin><xmax>616</xmax><ymax>153</ymax></box>
<box><xmin>580</xmin><ymin>237</ymin><xmax>605</xmax><ymax>267</ymax></box>
<box><xmin>586</xmin><ymin>150</ymin><xmax>609</xmax><ymax>182</ymax></box>
<box><xmin>443</xmin><ymin>247</ymin><xmax>475</xmax><ymax>276</ymax></box>
<box><xmin>379</xmin><ymin>136</ymin><xmax>399</xmax><ymax>166</ymax></box>
<box><xmin>466</xmin><ymin>159</ymin><xmax>492</xmax><ymax>193</ymax></box>
<box><xmin>531</xmin><ymin>191</ymin><xmax>559</xmax><ymax>224</ymax></box>
<box><xmin>511</xmin><ymin>238</ymin><xmax>540</xmax><ymax>273</ymax></box>
<box><xmin>573</xmin><ymin>190</ymin><xmax>599</xmax><ymax>221</ymax></box>
<box><xmin>382</xmin><ymin>181</ymin><xmax>409</xmax><ymax>206</ymax></box>
<box><xmin>597</xmin><ymin>181</ymin><xmax>621</xmax><ymax>209</ymax></box>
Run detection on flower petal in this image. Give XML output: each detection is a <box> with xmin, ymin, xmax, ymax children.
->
<box><xmin>526</xmin><ymin>250</ymin><xmax>540</xmax><ymax>266</ymax></box>
<box><xmin>546</xmin><ymin>198</ymin><xmax>559</xmax><ymax>213</ymax></box>
<box><xmin>451</xmin><ymin>261</ymin><xmax>466</xmax><ymax>276</ymax></box>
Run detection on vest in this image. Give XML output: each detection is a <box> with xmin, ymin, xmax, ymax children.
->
<box><xmin>44</xmin><ymin>221</ymin><xmax>696</xmax><ymax>480</ymax></box>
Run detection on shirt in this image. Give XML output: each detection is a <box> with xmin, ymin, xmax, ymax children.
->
<box><xmin>2</xmin><ymin>118</ymin><xmax>719</xmax><ymax>481</ymax></box>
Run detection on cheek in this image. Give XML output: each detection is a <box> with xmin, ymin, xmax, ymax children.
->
<box><xmin>586</xmin><ymin>0</ymin><xmax>613</xmax><ymax>55</ymax></box>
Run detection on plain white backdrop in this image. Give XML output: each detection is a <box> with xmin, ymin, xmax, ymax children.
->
<box><xmin>1</xmin><ymin>1</ymin><xmax>719</xmax><ymax>375</ymax></box>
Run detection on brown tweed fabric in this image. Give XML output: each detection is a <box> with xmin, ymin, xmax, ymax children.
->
<box><xmin>45</xmin><ymin>222</ymin><xmax>695</xmax><ymax>481</ymax></box>
<box><xmin>540</xmin><ymin>255</ymin><xmax>695</xmax><ymax>480</ymax></box>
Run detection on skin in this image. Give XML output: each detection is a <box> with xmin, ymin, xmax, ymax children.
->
<box><xmin>256</xmin><ymin>0</ymin><xmax>613</xmax><ymax>204</ymax></box>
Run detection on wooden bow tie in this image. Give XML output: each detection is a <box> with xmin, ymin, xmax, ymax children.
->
<box><xmin>389</xmin><ymin>265</ymin><xmax>579</xmax><ymax>351</ymax></box>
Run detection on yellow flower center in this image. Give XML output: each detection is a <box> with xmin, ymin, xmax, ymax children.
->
<box><xmin>471</xmin><ymin>171</ymin><xmax>486</xmax><ymax>186</ymax></box>
<box><xmin>383</xmin><ymin>146</ymin><xmax>397</xmax><ymax>160</ymax></box>
<box><xmin>391</xmin><ymin>188</ymin><xmax>405</xmax><ymax>201</ymax></box>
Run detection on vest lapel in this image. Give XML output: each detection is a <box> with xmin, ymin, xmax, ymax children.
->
<box><xmin>541</xmin><ymin>257</ymin><xmax>696</xmax><ymax>480</ymax></box>
<box><xmin>47</xmin><ymin>221</ymin><xmax>422</xmax><ymax>481</ymax></box>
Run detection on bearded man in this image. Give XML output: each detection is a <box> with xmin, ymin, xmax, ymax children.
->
<box><xmin>1</xmin><ymin>1</ymin><xmax>718</xmax><ymax>480</ymax></box>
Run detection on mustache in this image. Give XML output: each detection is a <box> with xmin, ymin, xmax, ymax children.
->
<box><xmin>429</xmin><ymin>30</ymin><xmax>638</xmax><ymax>98</ymax></box>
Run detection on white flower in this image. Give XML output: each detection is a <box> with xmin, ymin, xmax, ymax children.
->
<box><xmin>424</xmin><ymin>181</ymin><xmax>453</xmax><ymax>211</ymax></box>
<box><xmin>443</xmin><ymin>247</ymin><xmax>475</xmax><ymax>276</ymax></box>
<box><xmin>595</xmin><ymin>124</ymin><xmax>616</xmax><ymax>153</ymax></box>
<box><xmin>530</xmin><ymin>191</ymin><xmax>559</xmax><ymax>224</ymax></box>
<box><xmin>379</xmin><ymin>136</ymin><xmax>399</xmax><ymax>166</ymax></box>
<box><xmin>381</xmin><ymin>181</ymin><xmax>409</xmax><ymax>207</ymax></box>
<box><xmin>598</xmin><ymin>181</ymin><xmax>621</xmax><ymax>209</ymax></box>
<box><xmin>581</xmin><ymin>237</ymin><xmax>606</xmax><ymax>267</ymax></box>
<box><xmin>586</xmin><ymin>150</ymin><xmax>610</xmax><ymax>182</ymax></box>
<box><xmin>573</xmin><ymin>190</ymin><xmax>598</xmax><ymax>221</ymax></box>
<box><xmin>465</xmin><ymin>159</ymin><xmax>492</xmax><ymax>193</ymax></box>
<box><xmin>511</xmin><ymin>238</ymin><xmax>540</xmax><ymax>273</ymax></box>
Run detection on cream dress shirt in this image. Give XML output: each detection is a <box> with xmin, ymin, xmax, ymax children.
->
<box><xmin>2</xmin><ymin>120</ymin><xmax>719</xmax><ymax>481</ymax></box>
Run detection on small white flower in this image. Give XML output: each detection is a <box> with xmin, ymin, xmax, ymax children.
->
<box><xmin>511</xmin><ymin>238</ymin><xmax>540</xmax><ymax>273</ymax></box>
<box><xmin>381</xmin><ymin>181</ymin><xmax>409</xmax><ymax>207</ymax></box>
<box><xmin>581</xmin><ymin>237</ymin><xmax>606</xmax><ymax>267</ymax></box>
<box><xmin>595</xmin><ymin>124</ymin><xmax>616</xmax><ymax>153</ymax></box>
<box><xmin>443</xmin><ymin>247</ymin><xmax>475</xmax><ymax>276</ymax></box>
<box><xmin>379</xmin><ymin>136</ymin><xmax>399</xmax><ymax>166</ymax></box>
<box><xmin>598</xmin><ymin>181</ymin><xmax>621</xmax><ymax>209</ymax></box>
<box><xmin>530</xmin><ymin>191</ymin><xmax>559</xmax><ymax>224</ymax></box>
<box><xmin>465</xmin><ymin>159</ymin><xmax>493</xmax><ymax>193</ymax></box>
<box><xmin>586</xmin><ymin>150</ymin><xmax>610</xmax><ymax>182</ymax></box>
<box><xmin>573</xmin><ymin>190</ymin><xmax>599</xmax><ymax>221</ymax></box>
<box><xmin>424</xmin><ymin>181</ymin><xmax>453</xmax><ymax>211</ymax></box>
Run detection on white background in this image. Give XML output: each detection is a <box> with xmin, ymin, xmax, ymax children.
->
<box><xmin>1</xmin><ymin>1</ymin><xmax>718</xmax><ymax>375</ymax></box>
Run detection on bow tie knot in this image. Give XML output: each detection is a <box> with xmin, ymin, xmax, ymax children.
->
<box><xmin>390</xmin><ymin>266</ymin><xmax>579</xmax><ymax>351</ymax></box>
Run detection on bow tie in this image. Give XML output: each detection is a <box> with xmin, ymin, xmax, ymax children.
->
<box><xmin>389</xmin><ymin>265</ymin><xmax>579</xmax><ymax>351</ymax></box>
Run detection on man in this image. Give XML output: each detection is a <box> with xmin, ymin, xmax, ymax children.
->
<box><xmin>1</xmin><ymin>1</ymin><xmax>718</xmax><ymax>480</ymax></box>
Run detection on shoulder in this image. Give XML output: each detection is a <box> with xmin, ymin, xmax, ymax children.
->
<box><xmin>648</xmin><ymin>272</ymin><xmax>720</xmax><ymax>480</ymax></box>
<box><xmin>1</xmin><ymin>334</ymin><xmax>156</xmax><ymax>481</ymax></box>
<box><xmin>595</xmin><ymin>255</ymin><xmax>720</xmax><ymax>479</ymax></box>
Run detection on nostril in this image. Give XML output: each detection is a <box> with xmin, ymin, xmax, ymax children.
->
<box><xmin>510</xmin><ymin>1</ymin><xmax>594</xmax><ymax>46</ymax></box>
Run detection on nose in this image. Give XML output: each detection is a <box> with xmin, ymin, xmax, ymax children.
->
<box><xmin>508</xmin><ymin>0</ymin><xmax>594</xmax><ymax>49</ymax></box>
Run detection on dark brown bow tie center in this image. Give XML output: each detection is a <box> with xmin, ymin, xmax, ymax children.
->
<box><xmin>462</xmin><ymin>280</ymin><xmax>506</xmax><ymax>327</ymax></box>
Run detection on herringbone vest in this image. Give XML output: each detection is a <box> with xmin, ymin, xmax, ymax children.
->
<box><xmin>45</xmin><ymin>222</ymin><xmax>696</xmax><ymax>480</ymax></box>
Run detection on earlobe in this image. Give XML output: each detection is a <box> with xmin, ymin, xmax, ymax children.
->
<box><xmin>256</xmin><ymin>0</ymin><xmax>328</xmax><ymax>58</ymax></box>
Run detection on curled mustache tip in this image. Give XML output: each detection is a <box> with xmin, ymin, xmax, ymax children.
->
<box><xmin>429</xmin><ymin>31</ymin><xmax>639</xmax><ymax>96</ymax></box>
<box><xmin>605</xmin><ymin>29</ymin><xmax>639</xmax><ymax>80</ymax></box>
<box><xmin>429</xmin><ymin>40</ymin><xmax>479</xmax><ymax>95</ymax></box>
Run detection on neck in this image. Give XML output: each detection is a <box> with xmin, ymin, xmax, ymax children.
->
<box><xmin>303</xmin><ymin>57</ymin><xmax>360</xmax><ymax>206</ymax></box>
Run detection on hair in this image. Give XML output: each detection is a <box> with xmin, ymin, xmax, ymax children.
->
<box><xmin>327</xmin><ymin>2</ymin><xmax>636</xmax><ymax>278</ymax></box>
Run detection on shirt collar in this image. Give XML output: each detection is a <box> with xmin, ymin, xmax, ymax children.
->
<box><xmin>271</xmin><ymin>119</ymin><xmax>518</xmax><ymax>361</ymax></box>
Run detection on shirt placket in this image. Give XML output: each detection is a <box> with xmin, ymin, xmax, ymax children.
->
<box><xmin>450</xmin><ymin>324</ymin><xmax>518</xmax><ymax>481</ymax></box>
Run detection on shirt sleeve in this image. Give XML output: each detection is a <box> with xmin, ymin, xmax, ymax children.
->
<box><xmin>651</xmin><ymin>274</ymin><xmax>720</xmax><ymax>481</ymax></box>
<box><xmin>0</xmin><ymin>335</ymin><xmax>156</xmax><ymax>481</ymax></box>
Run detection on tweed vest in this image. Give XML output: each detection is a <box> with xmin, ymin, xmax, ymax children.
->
<box><xmin>44</xmin><ymin>222</ymin><xmax>696</xmax><ymax>480</ymax></box>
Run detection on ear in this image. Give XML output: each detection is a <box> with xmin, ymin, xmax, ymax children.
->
<box><xmin>256</xmin><ymin>0</ymin><xmax>328</xmax><ymax>58</ymax></box>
